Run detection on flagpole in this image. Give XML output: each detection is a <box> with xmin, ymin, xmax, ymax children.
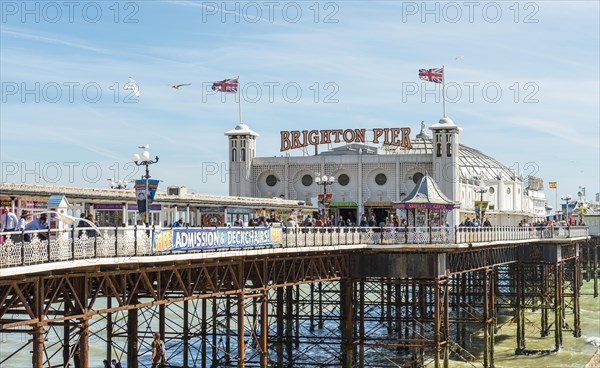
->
<box><xmin>555</xmin><ymin>183</ymin><xmax>558</xmax><ymax>220</ymax></box>
<box><xmin>237</xmin><ymin>76</ymin><xmax>242</xmax><ymax>124</ymax></box>
<box><xmin>442</xmin><ymin>65</ymin><xmax>446</xmax><ymax>117</ymax></box>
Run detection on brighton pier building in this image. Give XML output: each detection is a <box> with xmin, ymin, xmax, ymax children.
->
<box><xmin>226</xmin><ymin>117</ymin><xmax>547</xmax><ymax>227</ymax></box>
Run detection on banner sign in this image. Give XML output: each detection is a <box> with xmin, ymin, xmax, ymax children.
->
<box><xmin>394</xmin><ymin>203</ymin><xmax>454</xmax><ymax>210</ymax></box>
<box><xmin>94</xmin><ymin>203</ymin><xmax>123</xmax><ymax>210</ymax></box>
<box><xmin>152</xmin><ymin>226</ymin><xmax>283</xmax><ymax>252</ymax></box>
<box><xmin>135</xmin><ymin>179</ymin><xmax>160</xmax><ymax>216</ymax></box>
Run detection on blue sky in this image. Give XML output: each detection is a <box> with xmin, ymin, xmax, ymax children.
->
<box><xmin>1</xmin><ymin>1</ymin><xmax>598</xmax><ymax>207</ymax></box>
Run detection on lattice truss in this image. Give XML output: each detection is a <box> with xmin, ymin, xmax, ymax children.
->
<box><xmin>348</xmin><ymin>278</ymin><xmax>453</xmax><ymax>368</ymax></box>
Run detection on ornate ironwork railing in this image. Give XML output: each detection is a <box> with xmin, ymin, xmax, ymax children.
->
<box><xmin>0</xmin><ymin>225</ymin><xmax>589</xmax><ymax>269</ymax></box>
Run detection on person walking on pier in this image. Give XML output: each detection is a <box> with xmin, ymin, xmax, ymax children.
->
<box><xmin>151</xmin><ymin>332</ymin><xmax>167</xmax><ymax>368</ymax></box>
<box><xmin>111</xmin><ymin>359</ymin><xmax>123</xmax><ymax>368</ymax></box>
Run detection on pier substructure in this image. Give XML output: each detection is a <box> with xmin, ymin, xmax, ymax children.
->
<box><xmin>1</xmin><ymin>239</ymin><xmax>593</xmax><ymax>368</ymax></box>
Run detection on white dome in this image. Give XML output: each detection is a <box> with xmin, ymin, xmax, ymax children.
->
<box><xmin>438</xmin><ymin>117</ymin><xmax>455</xmax><ymax>125</ymax></box>
<box><xmin>224</xmin><ymin>122</ymin><xmax>259</xmax><ymax>136</ymax></box>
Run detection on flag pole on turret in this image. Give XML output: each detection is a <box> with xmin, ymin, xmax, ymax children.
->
<box><xmin>442</xmin><ymin>65</ymin><xmax>446</xmax><ymax>117</ymax></box>
<box><xmin>237</xmin><ymin>76</ymin><xmax>242</xmax><ymax>124</ymax></box>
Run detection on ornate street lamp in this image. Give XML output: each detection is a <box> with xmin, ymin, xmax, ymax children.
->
<box><xmin>132</xmin><ymin>145</ymin><xmax>159</xmax><ymax>225</ymax></box>
<box><xmin>475</xmin><ymin>185</ymin><xmax>488</xmax><ymax>219</ymax></box>
<box><xmin>108</xmin><ymin>179</ymin><xmax>128</xmax><ymax>189</ymax></box>
<box><xmin>561</xmin><ymin>194</ymin><xmax>572</xmax><ymax>225</ymax></box>
<box><xmin>315</xmin><ymin>174</ymin><xmax>335</xmax><ymax>223</ymax></box>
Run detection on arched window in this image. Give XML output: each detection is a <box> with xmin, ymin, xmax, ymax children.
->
<box><xmin>446</xmin><ymin>142</ymin><xmax>452</xmax><ymax>157</ymax></box>
<box><xmin>232</xmin><ymin>148</ymin><xmax>237</xmax><ymax>162</ymax></box>
<box><xmin>241</xmin><ymin>148</ymin><xmax>246</xmax><ymax>162</ymax></box>
<box><xmin>436</xmin><ymin>143</ymin><xmax>442</xmax><ymax>157</ymax></box>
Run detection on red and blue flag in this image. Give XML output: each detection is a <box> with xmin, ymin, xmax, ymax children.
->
<box><xmin>419</xmin><ymin>67</ymin><xmax>444</xmax><ymax>84</ymax></box>
<box><xmin>211</xmin><ymin>78</ymin><xmax>239</xmax><ymax>93</ymax></box>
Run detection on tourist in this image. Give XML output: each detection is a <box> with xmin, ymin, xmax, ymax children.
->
<box><xmin>24</xmin><ymin>216</ymin><xmax>48</xmax><ymax>242</ymax></box>
<box><xmin>359</xmin><ymin>215</ymin><xmax>368</xmax><ymax>227</ymax></box>
<box><xmin>172</xmin><ymin>218</ymin><xmax>183</xmax><ymax>227</ymax></box>
<box><xmin>103</xmin><ymin>359</ymin><xmax>110</xmax><ymax>368</ymax></box>
<box><xmin>111</xmin><ymin>359</ymin><xmax>123</xmax><ymax>368</ymax></box>
<box><xmin>1</xmin><ymin>206</ymin><xmax>19</xmax><ymax>243</ymax></box>
<box><xmin>17</xmin><ymin>210</ymin><xmax>28</xmax><ymax>231</ymax></box>
<box><xmin>483</xmin><ymin>218</ymin><xmax>492</xmax><ymax>227</ymax></box>
<box><xmin>302</xmin><ymin>215</ymin><xmax>313</xmax><ymax>227</ymax></box>
<box><xmin>151</xmin><ymin>332</ymin><xmax>167</xmax><ymax>368</ymax></box>
<box><xmin>233</xmin><ymin>215</ymin><xmax>243</xmax><ymax>227</ymax></box>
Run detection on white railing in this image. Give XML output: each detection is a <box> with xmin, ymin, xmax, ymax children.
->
<box><xmin>0</xmin><ymin>225</ymin><xmax>589</xmax><ymax>269</ymax></box>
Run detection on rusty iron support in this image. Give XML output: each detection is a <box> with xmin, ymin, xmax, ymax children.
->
<box><xmin>285</xmin><ymin>285</ymin><xmax>293</xmax><ymax>365</ymax></box>
<box><xmin>555</xmin><ymin>262</ymin><xmax>563</xmax><ymax>351</ymax></box>
<box><xmin>201</xmin><ymin>298</ymin><xmax>207</xmax><ymax>368</ymax></box>
<box><xmin>237</xmin><ymin>292</ymin><xmax>245</xmax><ymax>368</ymax></box>
<box><xmin>127</xmin><ymin>297</ymin><xmax>138</xmax><ymax>368</ymax></box>
<box><xmin>106</xmin><ymin>297</ymin><xmax>112</xmax><ymax>364</ymax></box>
<box><xmin>340</xmin><ymin>278</ymin><xmax>353</xmax><ymax>368</ymax></box>
<box><xmin>260</xmin><ymin>290</ymin><xmax>269</xmax><ymax>368</ymax></box>
<box><xmin>592</xmin><ymin>243</ymin><xmax>599</xmax><ymax>298</ymax></box>
<box><xmin>573</xmin><ymin>256</ymin><xmax>581</xmax><ymax>337</ymax></box>
<box><xmin>183</xmin><ymin>299</ymin><xmax>189</xmax><ymax>367</ymax></box>
<box><xmin>31</xmin><ymin>323</ymin><xmax>45</xmax><ymax>368</ymax></box>
<box><xmin>434</xmin><ymin>279</ymin><xmax>441</xmax><ymax>368</ymax></box>
<box><xmin>276</xmin><ymin>286</ymin><xmax>284</xmax><ymax>367</ymax></box>
<box><xmin>358</xmin><ymin>280</ymin><xmax>365</xmax><ymax>368</ymax></box>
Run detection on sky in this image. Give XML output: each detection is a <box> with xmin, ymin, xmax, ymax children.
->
<box><xmin>1</xmin><ymin>0</ymin><xmax>599</xmax><ymax>209</ymax></box>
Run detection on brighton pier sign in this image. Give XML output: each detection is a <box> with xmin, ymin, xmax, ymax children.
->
<box><xmin>280</xmin><ymin>128</ymin><xmax>412</xmax><ymax>152</ymax></box>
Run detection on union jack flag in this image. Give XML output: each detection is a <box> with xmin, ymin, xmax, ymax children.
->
<box><xmin>211</xmin><ymin>78</ymin><xmax>239</xmax><ymax>93</ymax></box>
<box><xmin>419</xmin><ymin>67</ymin><xmax>444</xmax><ymax>84</ymax></box>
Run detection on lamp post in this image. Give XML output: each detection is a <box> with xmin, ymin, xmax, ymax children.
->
<box><xmin>314</xmin><ymin>174</ymin><xmax>335</xmax><ymax>224</ymax></box>
<box><xmin>108</xmin><ymin>179</ymin><xmax>128</xmax><ymax>189</ymax></box>
<box><xmin>561</xmin><ymin>194</ymin><xmax>572</xmax><ymax>225</ymax></box>
<box><xmin>475</xmin><ymin>185</ymin><xmax>488</xmax><ymax>220</ymax></box>
<box><xmin>132</xmin><ymin>145</ymin><xmax>159</xmax><ymax>226</ymax></box>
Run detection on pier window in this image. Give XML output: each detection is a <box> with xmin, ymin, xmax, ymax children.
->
<box><xmin>412</xmin><ymin>172</ymin><xmax>424</xmax><ymax>184</ymax></box>
<box><xmin>301</xmin><ymin>174</ymin><xmax>313</xmax><ymax>186</ymax></box>
<box><xmin>338</xmin><ymin>174</ymin><xmax>350</xmax><ymax>186</ymax></box>
<box><xmin>375</xmin><ymin>173</ymin><xmax>387</xmax><ymax>186</ymax></box>
<box><xmin>232</xmin><ymin>148</ymin><xmax>237</xmax><ymax>161</ymax></box>
<box><xmin>447</xmin><ymin>142</ymin><xmax>452</xmax><ymax>157</ymax></box>
<box><xmin>241</xmin><ymin>148</ymin><xmax>246</xmax><ymax>162</ymax></box>
<box><xmin>436</xmin><ymin>143</ymin><xmax>442</xmax><ymax>157</ymax></box>
<box><xmin>266</xmin><ymin>174</ymin><xmax>278</xmax><ymax>187</ymax></box>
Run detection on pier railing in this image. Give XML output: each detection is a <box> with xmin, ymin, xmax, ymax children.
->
<box><xmin>0</xmin><ymin>225</ymin><xmax>589</xmax><ymax>269</ymax></box>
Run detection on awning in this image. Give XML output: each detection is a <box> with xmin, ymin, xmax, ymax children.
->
<box><xmin>330</xmin><ymin>202</ymin><xmax>358</xmax><ymax>208</ymax></box>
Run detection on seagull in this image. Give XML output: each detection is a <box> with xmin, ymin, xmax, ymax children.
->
<box><xmin>28</xmin><ymin>210</ymin><xmax>100</xmax><ymax>232</ymax></box>
<box><xmin>138</xmin><ymin>144</ymin><xmax>149</xmax><ymax>150</ymax></box>
<box><xmin>124</xmin><ymin>77</ymin><xmax>140</xmax><ymax>97</ymax></box>
<box><xmin>455</xmin><ymin>55</ymin><xmax>464</xmax><ymax>60</ymax></box>
<box><xmin>169</xmin><ymin>83</ymin><xmax>192</xmax><ymax>90</ymax></box>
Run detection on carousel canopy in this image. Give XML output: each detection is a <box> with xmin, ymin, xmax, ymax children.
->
<box><xmin>394</xmin><ymin>175</ymin><xmax>458</xmax><ymax>210</ymax></box>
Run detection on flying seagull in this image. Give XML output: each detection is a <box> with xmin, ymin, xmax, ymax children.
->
<box><xmin>124</xmin><ymin>77</ymin><xmax>140</xmax><ymax>97</ymax></box>
<box><xmin>28</xmin><ymin>210</ymin><xmax>100</xmax><ymax>232</ymax></box>
<box><xmin>169</xmin><ymin>83</ymin><xmax>192</xmax><ymax>90</ymax></box>
<box><xmin>455</xmin><ymin>55</ymin><xmax>464</xmax><ymax>60</ymax></box>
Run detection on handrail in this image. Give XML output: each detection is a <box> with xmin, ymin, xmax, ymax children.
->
<box><xmin>0</xmin><ymin>225</ymin><xmax>589</xmax><ymax>270</ymax></box>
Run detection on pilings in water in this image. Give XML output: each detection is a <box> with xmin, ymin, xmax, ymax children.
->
<box><xmin>1</xmin><ymin>241</ymin><xmax>597</xmax><ymax>367</ymax></box>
